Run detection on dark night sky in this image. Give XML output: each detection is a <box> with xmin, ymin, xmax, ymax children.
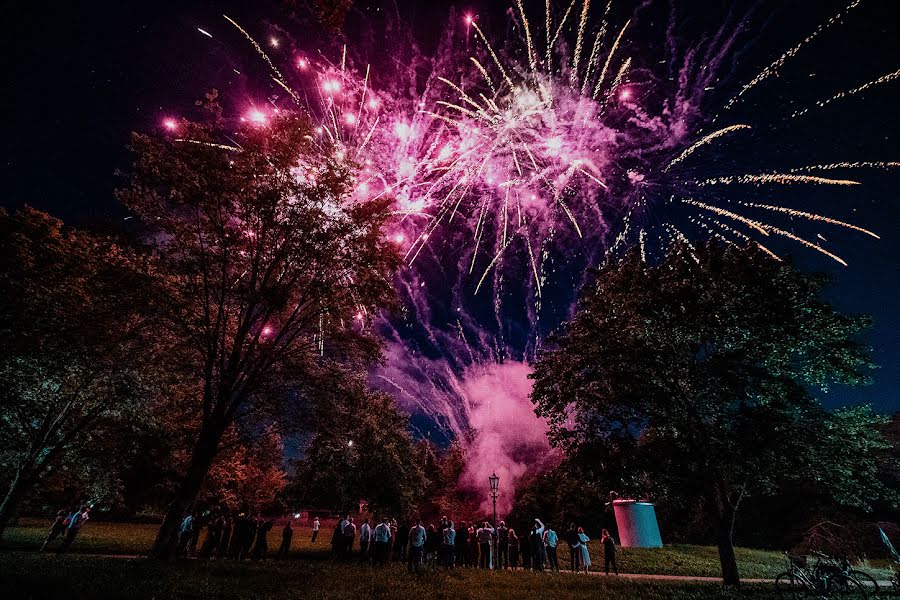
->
<box><xmin>1</xmin><ymin>0</ymin><xmax>897</xmax><ymax>413</ymax></box>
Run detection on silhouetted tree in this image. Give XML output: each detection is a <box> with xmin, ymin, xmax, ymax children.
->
<box><xmin>530</xmin><ymin>242</ymin><xmax>888</xmax><ymax>586</ymax></box>
<box><xmin>0</xmin><ymin>208</ymin><xmax>162</xmax><ymax>536</ymax></box>
<box><xmin>119</xmin><ymin>102</ymin><xmax>397</xmax><ymax>558</ymax></box>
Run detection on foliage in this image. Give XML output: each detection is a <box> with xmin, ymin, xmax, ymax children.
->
<box><xmin>530</xmin><ymin>242</ymin><xmax>886</xmax><ymax>584</ymax></box>
<box><xmin>0</xmin><ymin>208</ymin><xmax>163</xmax><ymax>536</ymax></box>
<box><xmin>290</xmin><ymin>370</ymin><xmax>423</xmax><ymax>517</ymax></box>
<box><xmin>118</xmin><ymin>98</ymin><xmax>398</xmax><ymax>556</ymax></box>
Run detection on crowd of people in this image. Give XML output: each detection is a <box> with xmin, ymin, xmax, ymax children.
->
<box><xmin>37</xmin><ymin>507</ymin><xmax>619</xmax><ymax>575</ymax></box>
<box><xmin>329</xmin><ymin>514</ymin><xmax>619</xmax><ymax>575</ymax></box>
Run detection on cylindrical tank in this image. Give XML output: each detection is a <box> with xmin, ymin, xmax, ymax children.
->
<box><xmin>612</xmin><ymin>499</ymin><xmax>663</xmax><ymax>548</ymax></box>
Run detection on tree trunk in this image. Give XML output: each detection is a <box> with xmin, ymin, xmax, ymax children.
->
<box><xmin>716</xmin><ymin>511</ymin><xmax>740</xmax><ymax>587</ymax></box>
<box><xmin>709</xmin><ymin>486</ymin><xmax>741</xmax><ymax>587</ymax></box>
<box><xmin>150</xmin><ymin>419</ymin><xmax>225</xmax><ymax>559</ymax></box>
<box><xmin>0</xmin><ymin>469</ymin><xmax>30</xmax><ymax>540</ymax></box>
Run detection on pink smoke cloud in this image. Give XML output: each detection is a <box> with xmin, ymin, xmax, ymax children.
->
<box><xmin>458</xmin><ymin>361</ymin><xmax>555</xmax><ymax>516</ymax></box>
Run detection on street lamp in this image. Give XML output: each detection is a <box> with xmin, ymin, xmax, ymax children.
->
<box><xmin>488</xmin><ymin>472</ymin><xmax>500</xmax><ymax>526</ymax></box>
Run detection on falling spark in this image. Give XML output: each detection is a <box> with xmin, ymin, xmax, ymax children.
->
<box><xmin>741</xmin><ymin>202</ymin><xmax>879</xmax><ymax>238</ymax></box>
<box><xmin>666</xmin><ymin>124</ymin><xmax>751</xmax><ymax>171</ymax></box>
<box><xmin>724</xmin><ymin>0</ymin><xmax>864</xmax><ymax>110</ymax></box>
<box><xmin>699</xmin><ymin>173</ymin><xmax>861</xmax><ymax>186</ymax></box>
<box><xmin>791</xmin><ymin>68</ymin><xmax>900</xmax><ymax>118</ymax></box>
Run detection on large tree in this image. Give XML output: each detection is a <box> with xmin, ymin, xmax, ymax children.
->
<box><xmin>0</xmin><ymin>208</ymin><xmax>161</xmax><ymax>537</ymax></box>
<box><xmin>290</xmin><ymin>370</ymin><xmax>424</xmax><ymax>517</ymax></box>
<box><xmin>119</xmin><ymin>102</ymin><xmax>397</xmax><ymax>557</ymax></box>
<box><xmin>530</xmin><ymin>242</ymin><xmax>887</xmax><ymax>586</ymax></box>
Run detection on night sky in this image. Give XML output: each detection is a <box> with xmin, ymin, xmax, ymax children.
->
<box><xmin>2</xmin><ymin>0</ymin><xmax>897</xmax><ymax>413</ymax></box>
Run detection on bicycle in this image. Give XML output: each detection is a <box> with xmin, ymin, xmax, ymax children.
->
<box><xmin>775</xmin><ymin>551</ymin><xmax>868</xmax><ymax>598</ymax></box>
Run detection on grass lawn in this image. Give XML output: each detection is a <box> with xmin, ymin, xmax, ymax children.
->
<box><xmin>1</xmin><ymin>519</ymin><xmax>890</xmax><ymax>598</ymax></box>
<box><xmin>0</xmin><ymin>552</ymin><xmax>797</xmax><ymax>600</ymax></box>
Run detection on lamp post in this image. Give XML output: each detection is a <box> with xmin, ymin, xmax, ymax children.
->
<box><xmin>488</xmin><ymin>472</ymin><xmax>500</xmax><ymax>526</ymax></box>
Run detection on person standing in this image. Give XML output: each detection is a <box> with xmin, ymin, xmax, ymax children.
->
<box><xmin>311</xmin><ymin>516</ymin><xmax>320</xmax><ymax>543</ymax></box>
<box><xmin>455</xmin><ymin>521</ymin><xmax>468</xmax><ymax>567</ymax></box>
<box><xmin>578</xmin><ymin>527</ymin><xmax>596</xmax><ymax>575</ymax></box>
<box><xmin>252</xmin><ymin>519</ymin><xmax>273</xmax><ymax>559</ymax></box>
<box><xmin>494</xmin><ymin>521</ymin><xmax>509</xmax><ymax>570</ymax></box>
<box><xmin>200</xmin><ymin>513</ymin><xmax>224</xmax><ymax>558</ymax></box>
<box><xmin>244</xmin><ymin>515</ymin><xmax>258</xmax><ymax>558</ymax></box>
<box><xmin>407</xmin><ymin>519</ymin><xmax>426</xmax><ymax>574</ymax></box>
<box><xmin>600</xmin><ymin>529</ymin><xmax>616</xmax><ymax>575</ymax></box>
<box><xmin>520</xmin><ymin>527</ymin><xmax>532</xmax><ymax>571</ymax></box>
<box><xmin>543</xmin><ymin>523</ymin><xmax>560</xmax><ymax>572</ymax></box>
<box><xmin>359</xmin><ymin>518</ymin><xmax>372</xmax><ymax>562</ymax></box>
<box><xmin>217</xmin><ymin>515</ymin><xmax>232</xmax><ymax>558</ymax></box>
<box><xmin>373</xmin><ymin>517</ymin><xmax>392</xmax><ymax>565</ymax></box>
<box><xmin>57</xmin><ymin>505</ymin><xmax>90</xmax><ymax>554</ymax></box>
<box><xmin>277</xmin><ymin>520</ymin><xmax>293</xmax><ymax>559</ymax></box>
<box><xmin>476</xmin><ymin>521</ymin><xmax>495</xmax><ymax>569</ymax></box>
<box><xmin>565</xmin><ymin>523</ymin><xmax>581</xmax><ymax>572</ymax></box>
<box><xmin>342</xmin><ymin>516</ymin><xmax>357</xmax><ymax>560</ymax></box>
<box><xmin>425</xmin><ymin>524</ymin><xmax>441</xmax><ymax>570</ymax></box>
<box><xmin>530</xmin><ymin>518</ymin><xmax>545</xmax><ymax>571</ymax></box>
<box><xmin>441</xmin><ymin>519</ymin><xmax>456</xmax><ymax>568</ymax></box>
<box><xmin>176</xmin><ymin>511</ymin><xmax>195</xmax><ymax>558</ymax></box>
<box><xmin>468</xmin><ymin>525</ymin><xmax>479</xmax><ymax>567</ymax></box>
<box><xmin>40</xmin><ymin>510</ymin><xmax>68</xmax><ymax>551</ymax></box>
<box><xmin>392</xmin><ymin>519</ymin><xmax>406</xmax><ymax>562</ymax></box>
<box><xmin>508</xmin><ymin>529</ymin><xmax>519</xmax><ymax>569</ymax></box>
<box><xmin>231</xmin><ymin>513</ymin><xmax>250</xmax><ymax>559</ymax></box>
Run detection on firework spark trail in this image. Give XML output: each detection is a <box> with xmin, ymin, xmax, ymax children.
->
<box><xmin>724</xmin><ymin>0</ymin><xmax>864</xmax><ymax>110</ymax></box>
<box><xmin>223</xmin><ymin>15</ymin><xmax>300</xmax><ymax>104</ymax></box>
<box><xmin>174</xmin><ymin>139</ymin><xmax>242</xmax><ymax>152</ymax></box>
<box><xmin>666</xmin><ymin>124</ymin><xmax>751</xmax><ymax>171</ymax></box>
<box><xmin>699</xmin><ymin>173</ymin><xmax>861</xmax><ymax>186</ymax></box>
<box><xmin>790</xmin><ymin>161</ymin><xmax>900</xmax><ymax>172</ymax></box>
<box><xmin>517</xmin><ymin>0</ymin><xmax>539</xmax><ymax>77</ymax></box>
<box><xmin>681</xmin><ymin>198</ymin><xmax>770</xmax><ymax>236</ymax></box>
<box><xmin>592</xmin><ymin>19</ymin><xmax>630</xmax><ymax>99</ymax></box>
<box><xmin>548</xmin><ymin>0</ymin><xmax>578</xmax><ymax>68</ymax></box>
<box><xmin>697</xmin><ymin>215</ymin><xmax>782</xmax><ymax>261</ymax></box>
<box><xmin>791</xmin><ymin>68</ymin><xmax>900</xmax><ymax>118</ymax></box>
<box><xmin>570</xmin><ymin>0</ymin><xmax>592</xmax><ymax>85</ymax></box>
<box><xmin>740</xmin><ymin>201</ymin><xmax>880</xmax><ymax>238</ymax></box>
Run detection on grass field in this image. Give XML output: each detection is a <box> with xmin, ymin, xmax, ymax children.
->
<box><xmin>0</xmin><ymin>552</ymin><xmax>792</xmax><ymax>600</ymax></box>
<box><xmin>1</xmin><ymin>519</ymin><xmax>890</xmax><ymax>599</ymax></box>
<box><xmin>1</xmin><ymin>518</ymin><xmax>793</xmax><ymax>577</ymax></box>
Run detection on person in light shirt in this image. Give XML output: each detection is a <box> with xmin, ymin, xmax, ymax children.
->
<box><xmin>311</xmin><ymin>517</ymin><xmax>320</xmax><ymax>543</ymax></box>
<box><xmin>543</xmin><ymin>523</ymin><xmax>560</xmax><ymax>572</ymax></box>
<box><xmin>359</xmin><ymin>518</ymin><xmax>372</xmax><ymax>562</ymax></box>
<box><xmin>373</xmin><ymin>517</ymin><xmax>392</xmax><ymax>565</ymax></box>
<box><xmin>407</xmin><ymin>519</ymin><xmax>426</xmax><ymax>574</ymax></box>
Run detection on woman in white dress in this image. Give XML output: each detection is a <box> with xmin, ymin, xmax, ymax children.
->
<box><xmin>577</xmin><ymin>527</ymin><xmax>591</xmax><ymax>572</ymax></box>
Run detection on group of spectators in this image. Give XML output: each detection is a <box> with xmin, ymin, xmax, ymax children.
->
<box><xmin>38</xmin><ymin>506</ymin><xmax>619</xmax><ymax>575</ymax></box>
<box><xmin>331</xmin><ymin>514</ymin><xmax>620</xmax><ymax>575</ymax></box>
<box><xmin>39</xmin><ymin>505</ymin><xmax>91</xmax><ymax>553</ymax></box>
<box><xmin>175</xmin><ymin>511</ymin><xmax>323</xmax><ymax>560</ymax></box>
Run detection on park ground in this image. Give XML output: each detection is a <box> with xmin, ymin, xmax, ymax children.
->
<box><xmin>1</xmin><ymin>520</ymin><xmax>893</xmax><ymax>599</ymax></box>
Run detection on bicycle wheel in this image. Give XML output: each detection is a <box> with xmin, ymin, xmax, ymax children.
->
<box><xmin>775</xmin><ymin>571</ymin><xmax>807</xmax><ymax>598</ymax></box>
<box><xmin>848</xmin><ymin>570</ymin><xmax>879</xmax><ymax>596</ymax></box>
<box><xmin>829</xmin><ymin>574</ymin><xmax>868</xmax><ymax>599</ymax></box>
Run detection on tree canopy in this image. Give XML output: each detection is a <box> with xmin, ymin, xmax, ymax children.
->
<box><xmin>530</xmin><ymin>242</ymin><xmax>887</xmax><ymax>585</ymax></box>
<box><xmin>118</xmin><ymin>100</ymin><xmax>398</xmax><ymax>557</ymax></box>
<box><xmin>0</xmin><ymin>207</ymin><xmax>163</xmax><ymax>536</ymax></box>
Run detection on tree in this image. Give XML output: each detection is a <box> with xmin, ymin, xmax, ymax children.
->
<box><xmin>290</xmin><ymin>370</ymin><xmax>424</xmax><ymax>517</ymax></box>
<box><xmin>118</xmin><ymin>102</ymin><xmax>397</xmax><ymax>557</ymax></box>
<box><xmin>530</xmin><ymin>242</ymin><xmax>887</xmax><ymax>586</ymax></box>
<box><xmin>0</xmin><ymin>208</ymin><xmax>161</xmax><ymax>537</ymax></box>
